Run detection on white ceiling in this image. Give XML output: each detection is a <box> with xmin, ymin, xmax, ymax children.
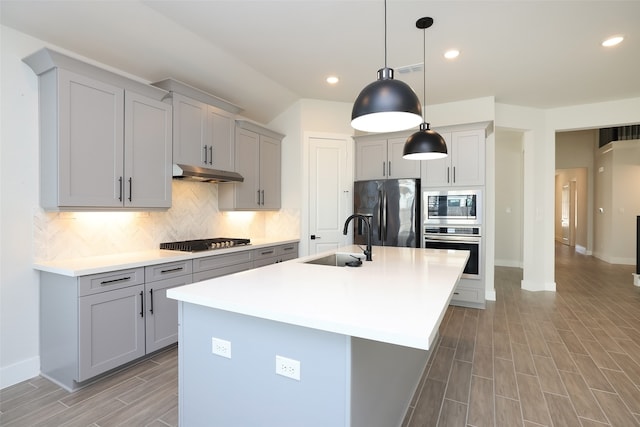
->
<box><xmin>2</xmin><ymin>0</ymin><xmax>639</xmax><ymax>125</ymax></box>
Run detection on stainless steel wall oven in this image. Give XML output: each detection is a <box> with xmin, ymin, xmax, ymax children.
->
<box><xmin>424</xmin><ymin>226</ymin><xmax>481</xmax><ymax>280</ymax></box>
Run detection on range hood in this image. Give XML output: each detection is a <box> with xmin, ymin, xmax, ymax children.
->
<box><xmin>172</xmin><ymin>164</ymin><xmax>243</xmax><ymax>183</ymax></box>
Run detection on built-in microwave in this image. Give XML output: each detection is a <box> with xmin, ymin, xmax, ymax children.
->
<box><xmin>423</xmin><ymin>189</ymin><xmax>482</xmax><ymax>225</ymax></box>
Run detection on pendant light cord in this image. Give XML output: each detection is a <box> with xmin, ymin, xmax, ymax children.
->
<box><xmin>422</xmin><ymin>25</ymin><xmax>426</xmax><ymax>122</ymax></box>
<box><xmin>384</xmin><ymin>0</ymin><xmax>388</xmax><ymax>68</ymax></box>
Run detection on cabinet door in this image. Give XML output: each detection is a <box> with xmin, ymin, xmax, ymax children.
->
<box><xmin>145</xmin><ymin>275</ymin><xmax>192</xmax><ymax>353</ymax></box>
<box><xmin>233</xmin><ymin>128</ymin><xmax>261</xmax><ymax>209</ymax></box>
<box><xmin>206</xmin><ymin>106</ymin><xmax>235</xmax><ymax>172</ymax></box>
<box><xmin>421</xmin><ymin>132</ymin><xmax>452</xmax><ymax>188</ymax></box>
<box><xmin>172</xmin><ymin>93</ymin><xmax>207</xmax><ymax>166</ymax></box>
<box><xmin>259</xmin><ymin>134</ymin><xmax>281</xmax><ymax>209</ymax></box>
<box><xmin>355</xmin><ymin>139</ymin><xmax>386</xmax><ymax>180</ymax></box>
<box><xmin>58</xmin><ymin>69</ymin><xmax>124</xmax><ymax>207</ymax></box>
<box><xmin>387</xmin><ymin>137</ymin><xmax>420</xmax><ymax>179</ymax></box>
<box><xmin>124</xmin><ymin>91</ymin><xmax>172</xmax><ymax>208</ymax></box>
<box><xmin>78</xmin><ymin>284</ymin><xmax>145</xmax><ymax>381</ymax></box>
<box><xmin>450</xmin><ymin>129</ymin><xmax>485</xmax><ymax>186</ymax></box>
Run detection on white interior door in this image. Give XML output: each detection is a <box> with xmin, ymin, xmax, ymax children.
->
<box><xmin>308</xmin><ymin>136</ymin><xmax>351</xmax><ymax>255</ymax></box>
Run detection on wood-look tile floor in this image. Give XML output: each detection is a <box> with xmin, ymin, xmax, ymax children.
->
<box><xmin>2</xmin><ymin>243</ymin><xmax>639</xmax><ymax>426</ymax></box>
<box><xmin>0</xmin><ymin>346</ymin><xmax>179</xmax><ymax>427</ymax></box>
<box><xmin>405</xmin><ymin>244</ymin><xmax>640</xmax><ymax>427</ymax></box>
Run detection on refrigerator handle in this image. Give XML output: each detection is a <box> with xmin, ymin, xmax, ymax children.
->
<box><xmin>378</xmin><ymin>190</ymin><xmax>384</xmax><ymax>240</ymax></box>
<box><xmin>382</xmin><ymin>190</ymin><xmax>388</xmax><ymax>241</ymax></box>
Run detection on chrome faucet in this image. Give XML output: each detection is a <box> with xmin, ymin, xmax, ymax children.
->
<box><xmin>343</xmin><ymin>214</ymin><xmax>373</xmax><ymax>261</ymax></box>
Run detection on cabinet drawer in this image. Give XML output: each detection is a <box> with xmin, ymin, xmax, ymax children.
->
<box><xmin>254</xmin><ymin>246</ymin><xmax>278</xmax><ymax>261</ymax></box>
<box><xmin>145</xmin><ymin>260</ymin><xmax>192</xmax><ymax>283</ymax></box>
<box><xmin>276</xmin><ymin>243</ymin><xmax>298</xmax><ymax>258</ymax></box>
<box><xmin>193</xmin><ymin>262</ymin><xmax>254</xmax><ymax>282</ymax></box>
<box><xmin>79</xmin><ymin>268</ymin><xmax>145</xmax><ymax>297</ymax></box>
<box><xmin>193</xmin><ymin>251</ymin><xmax>253</xmax><ymax>272</ymax></box>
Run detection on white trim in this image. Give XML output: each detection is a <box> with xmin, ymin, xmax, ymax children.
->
<box><xmin>0</xmin><ymin>356</ymin><xmax>40</xmax><ymax>389</ymax></box>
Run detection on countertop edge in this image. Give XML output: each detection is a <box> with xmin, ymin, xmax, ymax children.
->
<box><xmin>33</xmin><ymin>238</ymin><xmax>300</xmax><ymax>277</ymax></box>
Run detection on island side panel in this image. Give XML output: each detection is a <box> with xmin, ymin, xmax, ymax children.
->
<box><xmin>350</xmin><ymin>337</ymin><xmax>430</xmax><ymax>427</ymax></box>
<box><xmin>178</xmin><ymin>302</ymin><xmax>350</xmax><ymax>427</ymax></box>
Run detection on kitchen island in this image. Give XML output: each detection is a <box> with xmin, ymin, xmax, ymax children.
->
<box><xmin>167</xmin><ymin>245</ymin><xmax>468</xmax><ymax>427</ymax></box>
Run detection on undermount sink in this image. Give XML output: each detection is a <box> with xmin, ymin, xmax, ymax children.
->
<box><xmin>303</xmin><ymin>252</ymin><xmax>366</xmax><ymax>267</ymax></box>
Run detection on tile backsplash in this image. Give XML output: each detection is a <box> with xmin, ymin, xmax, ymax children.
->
<box><xmin>34</xmin><ymin>180</ymin><xmax>299</xmax><ymax>261</ymax></box>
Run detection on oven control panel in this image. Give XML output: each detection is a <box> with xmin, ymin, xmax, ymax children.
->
<box><xmin>424</xmin><ymin>226</ymin><xmax>481</xmax><ymax>237</ymax></box>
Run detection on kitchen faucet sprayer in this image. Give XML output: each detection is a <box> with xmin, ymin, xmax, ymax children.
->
<box><xmin>343</xmin><ymin>214</ymin><xmax>373</xmax><ymax>261</ymax></box>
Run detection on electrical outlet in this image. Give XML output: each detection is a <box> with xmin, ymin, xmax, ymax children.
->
<box><xmin>275</xmin><ymin>355</ymin><xmax>300</xmax><ymax>380</ymax></box>
<box><xmin>211</xmin><ymin>337</ymin><xmax>231</xmax><ymax>359</ymax></box>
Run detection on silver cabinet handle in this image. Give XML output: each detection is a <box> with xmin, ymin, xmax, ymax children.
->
<box><xmin>447</xmin><ymin>167</ymin><xmax>450</xmax><ymax>183</ymax></box>
<box><xmin>382</xmin><ymin>161</ymin><xmax>386</xmax><ymax>176</ymax></box>
<box><xmin>261</xmin><ymin>190</ymin><xmax>265</xmax><ymax>205</ymax></box>
<box><xmin>160</xmin><ymin>267</ymin><xmax>183</xmax><ymax>274</ymax></box>
<box><xmin>209</xmin><ymin>146</ymin><xmax>213</xmax><ymax>165</ymax></box>
<box><xmin>388</xmin><ymin>161</ymin><xmax>391</xmax><ymax>177</ymax></box>
<box><xmin>118</xmin><ymin>177</ymin><xmax>123</xmax><ymax>202</ymax></box>
<box><xmin>128</xmin><ymin>177</ymin><xmax>132</xmax><ymax>202</ymax></box>
<box><xmin>203</xmin><ymin>145</ymin><xmax>208</xmax><ymax>164</ymax></box>
<box><xmin>256</xmin><ymin>190</ymin><xmax>261</xmax><ymax>206</ymax></box>
<box><xmin>453</xmin><ymin>166</ymin><xmax>456</xmax><ymax>183</ymax></box>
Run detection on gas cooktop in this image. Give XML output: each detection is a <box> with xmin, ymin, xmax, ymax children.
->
<box><xmin>160</xmin><ymin>238</ymin><xmax>251</xmax><ymax>252</ymax></box>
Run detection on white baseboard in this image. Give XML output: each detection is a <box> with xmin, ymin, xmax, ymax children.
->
<box><xmin>494</xmin><ymin>259</ymin><xmax>523</xmax><ymax>268</ymax></box>
<box><xmin>521</xmin><ymin>279</ymin><xmax>556</xmax><ymax>292</ymax></box>
<box><xmin>575</xmin><ymin>245</ymin><xmax>587</xmax><ymax>255</ymax></box>
<box><xmin>634</xmin><ymin>274</ymin><xmax>640</xmax><ymax>287</ymax></box>
<box><xmin>485</xmin><ymin>288</ymin><xmax>496</xmax><ymax>301</ymax></box>
<box><xmin>0</xmin><ymin>356</ymin><xmax>40</xmax><ymax>390</ymax></box>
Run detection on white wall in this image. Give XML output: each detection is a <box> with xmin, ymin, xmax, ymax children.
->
<box><xmin>594</xmin><ymin>140</ymin><xmax>640</xmax><ymax>264</ymax></box>
<box><xmin>495</xmin><ymin>130</ymin><xmax>523</xmax><ymax>267</ymax></box>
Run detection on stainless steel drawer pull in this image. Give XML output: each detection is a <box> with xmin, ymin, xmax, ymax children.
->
<box><xmin>203</xmin><ymin>145</ymin><xmax>208</xmax><ymax>164</ymax></box>
<box><xmin>282</xmin><ymin>246</ymin><xmax>294</xmax><ymax>251</ymax></box>
<box><xmin>160</xmin><ymin>267</ymin><xmax>183</xmax><ymax>274</ymax></box>
<box><xmin>261</xmin><ymin>250</ymin><xmax>275</xmax><ymax>255</ymax></box>
<box><xmin>100</xmin><ymin>276</ymin><xmax>131</xmax><ymax>285</ymax></box>
<box><xmin>128</xmin><ymin>177</ymin><xmax>132</xmax><ymax>202</ymax></box>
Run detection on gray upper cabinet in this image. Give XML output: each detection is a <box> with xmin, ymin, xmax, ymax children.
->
<box><xmin>152</xmin><ymin>78</ymin><xmax>241</xmax><ymax>172</ymax></box>
<box><xmin>218</xmin><ymin>121</ymin><xmax>284</xmax><ymax>210</ymax></box>
<box><xmin>23</xmin><ymin>48</ymin><xmax>172</xmax><ymax>210</ymax></box>
<box><xmin>355</xmin><ymin>135</ymin><xmax>421</xmax><ymax>180</ymax></box>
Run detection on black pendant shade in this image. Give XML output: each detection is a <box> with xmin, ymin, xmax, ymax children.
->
<box><xmin>403</xmin><ymin>122</ymin><xmax>448</xmax><ymax>160</ymax></box>
<box><xmin>351</xmin><ymin>67</ymin><xmax>422</xmax><ymax>133</ymax></box>
<box><xmin>402</xmin><ymin>16</ymin><xmax>448</xmax><ymax>160</ymax></box>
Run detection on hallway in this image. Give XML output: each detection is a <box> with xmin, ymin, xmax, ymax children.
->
<box><xmin>405</xmin><ymin>245</ymin><xmax>640</xmax><ymax>426</ymax></box>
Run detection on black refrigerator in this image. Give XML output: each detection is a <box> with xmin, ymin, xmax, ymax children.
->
<box><xmin>353</xmin><ymin>179</ymin><xmax>421</xmax><ymax>248</ymax></box>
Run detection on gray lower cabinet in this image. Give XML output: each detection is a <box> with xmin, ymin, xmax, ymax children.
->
<box><xmin>78</xmin><ymin>282</ymin><xmax>146</xmax><ymax>382</ymax></box>
<box><xmin>253</xmin><ymin>243</ymin><xmax>299</xmax><ymax>267</ymax></box>
<box><xmin>41</xmin><ymin>261</ymin><xmax>191</xmax><ymax>391</ymax></box>
<box><xmin>40</xmin><ymin>243</ymin><xmax>298</xmax><ymax>390</ymax></box>
<box><xmin>144</xmin><ymin>261</ymin><xmax>193</xmax><ymax>353</ymax></box>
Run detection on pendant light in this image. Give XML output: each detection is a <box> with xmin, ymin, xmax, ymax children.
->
<box><xmin>351</xmin><ymin>0</ymin><xmax>422</xmax><ymax>133</ymax></box>
<box><xmin>402</xmin><ymin>17</ymin><xmax>448</xmax><ymax>160</ymax></box>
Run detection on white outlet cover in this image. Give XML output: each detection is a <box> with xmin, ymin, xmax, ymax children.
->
<box><xmin>211</xmin><ymin>337</ymin><xmax>231</xmax><ymax>359</ymax></box>
<box><xmin>275</xmin><ymin>355</ymin><xmax>300</xmax><ymax>381</ymax></box>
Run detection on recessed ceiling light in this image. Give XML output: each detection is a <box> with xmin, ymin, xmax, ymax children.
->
<box><xmin>602</xmin><ymin>36</ymin><xmax>624</xmax><ymax>47</ymax></box>
<box><xmin>444</xmin><ymin>49</ymin><xmax>460</xmax><ymax>59</ymax></box>
<box><xmin>326</xmin><ymin>76</ymin><xmax>339</xmax><ymax>84</ymax></box>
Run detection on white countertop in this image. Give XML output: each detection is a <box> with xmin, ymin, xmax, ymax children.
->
<box><xmin>33</xmin><ymin>238</ymin><xmax>299</xmax><ymax>276</ymax></box>
<box><xmin>167</xmin><ymin>245</ymin><xmax>469</xmax><ymax>351</ymax></box>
